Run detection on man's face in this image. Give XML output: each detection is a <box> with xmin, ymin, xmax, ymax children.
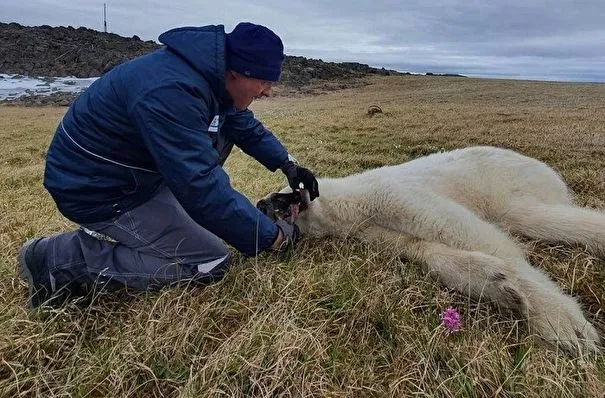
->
<box><xmin>225</xmin><ymin>70</ymin><xmax>274</xmax><ymax>111</ymax></box>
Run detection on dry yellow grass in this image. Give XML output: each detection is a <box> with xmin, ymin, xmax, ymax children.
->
<box><xmin>1</xmin><ymin>75</ymin><xmax>604</xmax><ymax>397</ymax></box>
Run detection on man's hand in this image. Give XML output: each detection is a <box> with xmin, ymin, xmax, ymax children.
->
<box><xmin>281</xmin><ymin>160</ymin><xmax>319</xmax><ymax>201</ymax></box>
<box><xmin>271</xmin><ymin>219</ymin><xmax>300</xmax><ymax>257</ymax></box>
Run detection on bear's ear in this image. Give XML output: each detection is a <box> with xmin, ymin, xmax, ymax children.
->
<box><xmin>256</xmin><ymin>196</ymin><xmax>277</xmax><ymax>221</ymax></box>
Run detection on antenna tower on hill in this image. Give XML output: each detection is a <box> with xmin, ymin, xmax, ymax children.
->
<box><xmin>103</xmin><ymin>3</ymin><xmax>108</xmax><ymax>33</ymax></box>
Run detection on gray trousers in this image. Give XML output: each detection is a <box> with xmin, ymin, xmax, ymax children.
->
<box><xmin>44</xmin><ymin>186</ymin><xmax>231</xmax><ymax>291</ymax></box>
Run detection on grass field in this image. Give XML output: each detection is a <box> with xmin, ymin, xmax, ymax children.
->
<box><xmin>1</xmin><ymin>75</ymin><xmax>604</xmax><ymax>397</ymax></box>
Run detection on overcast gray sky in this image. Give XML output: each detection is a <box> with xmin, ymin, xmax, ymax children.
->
<box><xmin>2</xmin><ymin>0</ymin><xmax>604</xmax><ymax>82</ymax></box>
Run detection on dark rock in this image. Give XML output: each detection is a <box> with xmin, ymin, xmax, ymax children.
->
<box><xmin>0</xmin><ymin>22</ymin><xmax>161</xmax><ymax>78</ymax></box>
<box><xmin>425</xmin><ymin>72</ymin><xmax>467</xmax><ymax>78</ymax></box>
<box><xmin>0</xmin><ymin>21</ymin><xmax>407</xmax><ymax>105</ymax></box>
<box><xmin>0</xmin><ymin>91</ymin><xmax>81</xmax><ymax>107</ymax></box>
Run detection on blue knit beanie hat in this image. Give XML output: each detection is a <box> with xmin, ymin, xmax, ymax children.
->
<box><xmin>226</xmin><ymin>22</ymin><xmax>285</xmax><ymax>82</ymax></box>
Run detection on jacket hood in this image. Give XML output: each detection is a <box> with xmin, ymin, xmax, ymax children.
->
<box><xmin>158</xmin><ymin>25</ymin><xmax>227</xmax><ymax>99</ymax></box>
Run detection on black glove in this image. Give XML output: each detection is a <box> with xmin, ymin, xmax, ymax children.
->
<box><xmin>273</xmin><ymin>219</ymin><xmax>300</xmax><ymax>258</ymax></box>
<box><xmin>281</xmin><ymin>160</ymin><xmax>320</xmax><ymax>201</ymax></box>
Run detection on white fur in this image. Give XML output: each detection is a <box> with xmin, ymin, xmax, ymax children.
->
<box><xmin>274</xmin><ymin>146</ymin><xmax>603</xmax><ymax>355</ymax></box>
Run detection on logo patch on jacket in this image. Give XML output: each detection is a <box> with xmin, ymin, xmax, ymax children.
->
<box><xmin>208</xmin><ymin>115</ymin><xmax>220</xmax><ymax>132</ymax></box>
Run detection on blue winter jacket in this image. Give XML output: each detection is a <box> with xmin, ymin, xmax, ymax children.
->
<box><xmin>43</xmin><ymin>25</ymin><xmax>289</xmax><ymax>256</ymax></box>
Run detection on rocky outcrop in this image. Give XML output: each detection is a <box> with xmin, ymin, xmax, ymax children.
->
<box><xmin>1</xmin><ymin>22</ymin><xmax>405</xmax><ymax>105</ymax></box>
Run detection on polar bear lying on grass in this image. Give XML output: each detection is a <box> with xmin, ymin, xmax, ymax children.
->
<box><xmin>260</xmin><ymin>146</ymin><xmax>603</xmax><ymax>355</ymax></box>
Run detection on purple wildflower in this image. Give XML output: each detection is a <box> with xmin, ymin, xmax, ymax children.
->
<box><xmin>441</xmin><ymin>306</ymin><xmax>461</xmax><ymax>332</ymax></box>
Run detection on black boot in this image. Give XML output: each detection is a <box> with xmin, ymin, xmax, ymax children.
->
<box><xmin>17</xmin><ymin>238</ymin><xmax>76</xmax><ymax>309</ymax></box>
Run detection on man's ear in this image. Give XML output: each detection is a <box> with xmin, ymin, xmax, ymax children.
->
<box><xmin>227</xmin><ymin>70</ymin><xmax>243</xmax><ymax>81</ymax></box>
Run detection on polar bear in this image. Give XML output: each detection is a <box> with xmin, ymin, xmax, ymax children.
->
<box><xmin>260</xmin><ymin>146</ymin><xmax>604</xmax><ymax>355</ymax></box>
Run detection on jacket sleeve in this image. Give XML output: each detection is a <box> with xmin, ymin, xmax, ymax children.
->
<box><xmin>130</xmin><ymin>84</ymin><xmax>279</xmax><ymax>257</ymax></box>
<box><xmin>221</xmin><ymin>109</ymin><xmax>289</xmax><ymax>171</ymax></box>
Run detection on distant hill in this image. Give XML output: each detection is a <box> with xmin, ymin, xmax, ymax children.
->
<box><xmin>0</xmin><ymin>22</ymin><xmax>403</xmax><ymax>92</ymax></box>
